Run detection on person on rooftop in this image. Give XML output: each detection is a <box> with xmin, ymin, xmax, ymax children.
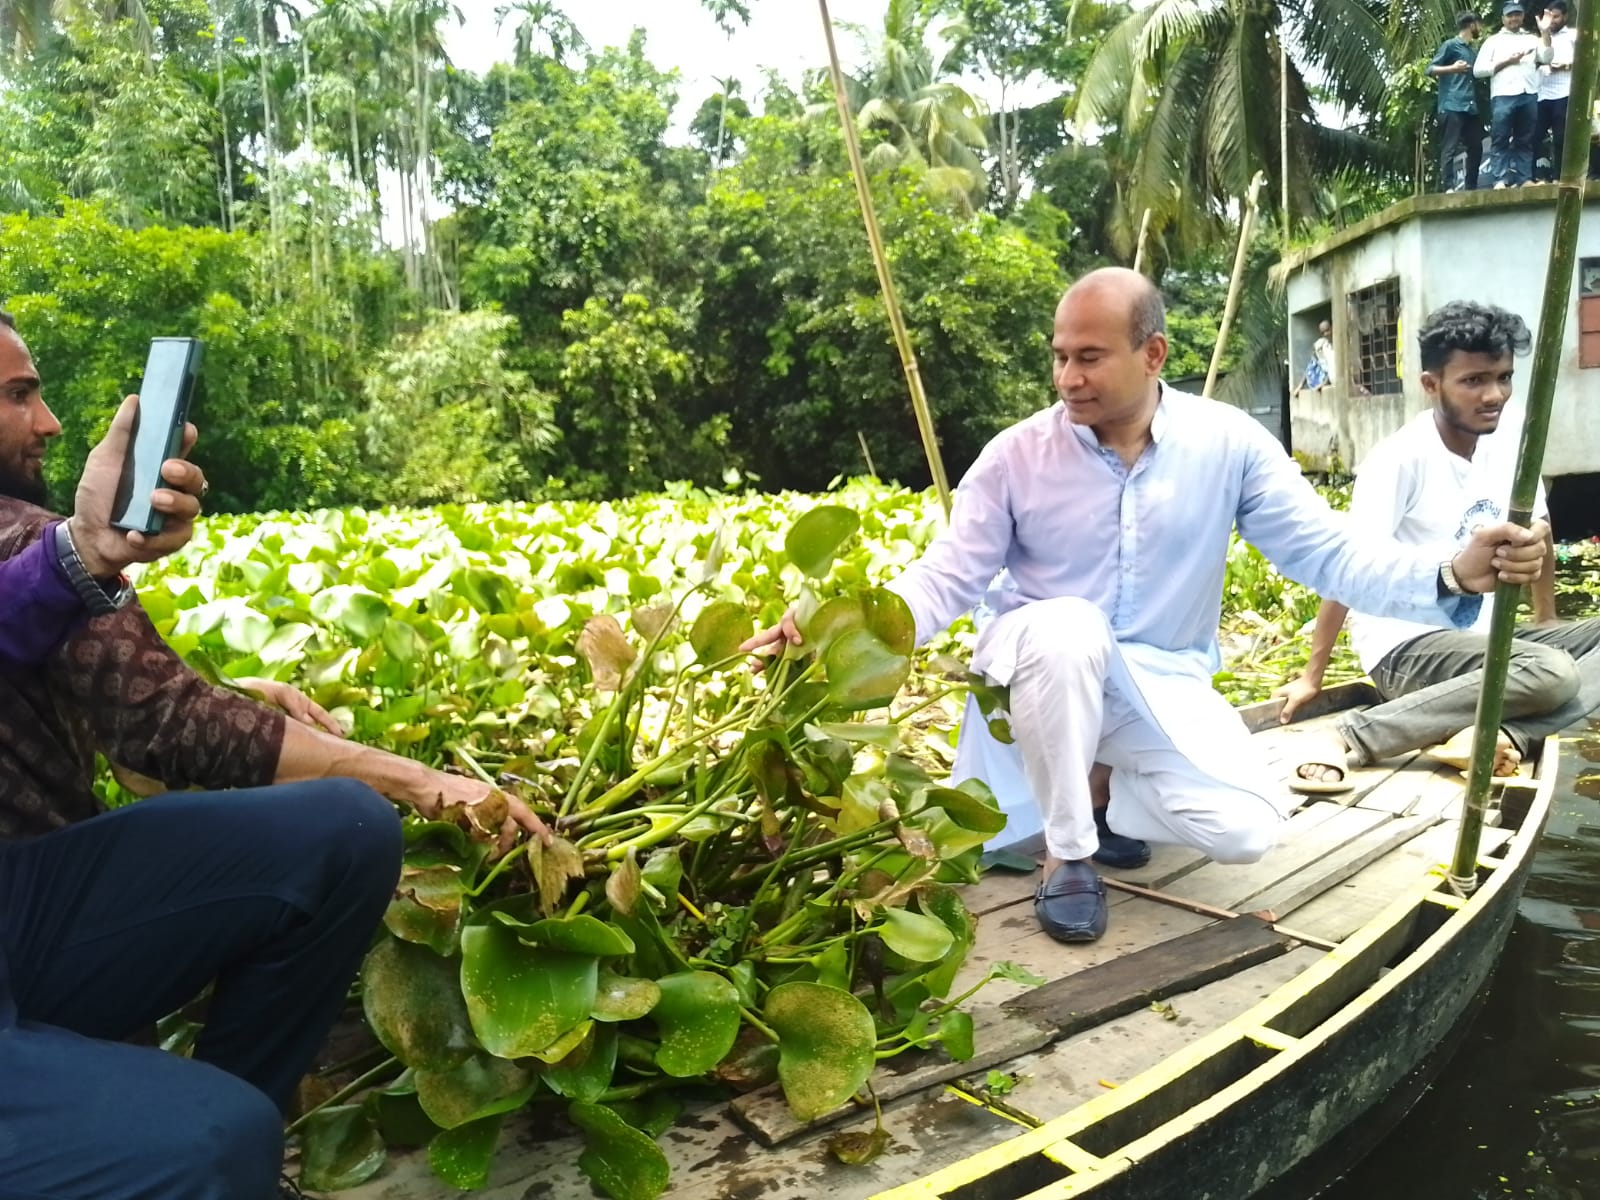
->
<box><xmin>1473</xmin><ymin>1</ymin><xmax>1555</xmax><ymax>188</ymax></box>
<box><xmin>1430</xmin><ymin>10</ymin><xmax>1486</xmax><ymax>192</ymax></box>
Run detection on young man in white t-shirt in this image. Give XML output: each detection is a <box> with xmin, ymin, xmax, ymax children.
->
<box><xmin>1535</xmin><ymin>1</ymin><xmax>1576</xmax><ymax>180</ymax></box>
<box><xmin>1276</xmin><ymin>300</ymin><xmax>1600</xmax><ymax>787</ymax></box>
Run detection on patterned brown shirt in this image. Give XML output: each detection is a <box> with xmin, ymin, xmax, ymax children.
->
<box><xmin>0</xmin><ymin>497</ymin><xmax>287</xmax><ymax>838</ymax></box>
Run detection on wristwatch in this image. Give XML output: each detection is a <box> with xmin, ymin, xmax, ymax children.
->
<box><xmin>52</xmin><ymin>521</ymin><xmax>136</xmax><ymax>616</ymax></box>
<box><xmin>1437</xmin><ymin>558</ymin><xmax>1469</xmax><ymax>598</ymax></box>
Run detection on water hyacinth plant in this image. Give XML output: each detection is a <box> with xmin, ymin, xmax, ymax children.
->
<box><xmin>129</xmin><ymin>486</ymin><xmax>1025</xmax><ymax>1197</ymax></box>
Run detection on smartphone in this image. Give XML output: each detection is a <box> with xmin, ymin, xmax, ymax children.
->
<box><xmin>110</xmin><ymin>337</ymin><xmax>203</xmax><ymax>535</ymax></box>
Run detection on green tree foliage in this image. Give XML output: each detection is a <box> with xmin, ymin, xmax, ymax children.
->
<box><xmin>0</xmin><ymin>203</ymin><xmax>367</xmax><ymax>511</ymax></box>
<box><xmin>695</xmin><ymin>117</ymin><xmax>1064</xmax><ymax>490</ymax></box>
<box><xmin>357</xmin><ymin>309</ymin><xmax>557</xmax><ymax>506</ymax></box>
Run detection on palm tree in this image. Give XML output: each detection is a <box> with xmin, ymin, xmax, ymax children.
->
<box><xmin>0</xmin><ymin>0</ymin><xmax>56</xmax><ymax>59</ymax></box>
<box><xmin>844</xmin><ymin>0</ymin><xmax>990</xmax><ymax>211</ymax></box>
<box><xmin>495</xmin><ymin>0</ymin><xmax>584</xmax><ymax>68</ymax></box>
<box><xmin>1071</xmin><ymin>0</ymin><xmax>1396</xmax><ymax>260</ymax></box>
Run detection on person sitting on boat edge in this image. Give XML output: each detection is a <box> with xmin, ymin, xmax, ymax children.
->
<box><xmin>740</xmin><ymin>268</ymin><xmax>1550</xmax><ymax>947</ymax></box>
<box><xmin>0</xmin><ymin>310</ymin><xmax>551</xmax><ymax>1200</ymax></box>
<box><xmin>1275</xmin><ymin>300</ymin><xmax>1600</xmax><ymax>791</ymax></box>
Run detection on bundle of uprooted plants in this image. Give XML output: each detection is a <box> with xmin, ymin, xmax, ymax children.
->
<box><xmin>289</xmin><ymin>507</ymin><xmax>1029</xmax><ymax>1197</ymax></box>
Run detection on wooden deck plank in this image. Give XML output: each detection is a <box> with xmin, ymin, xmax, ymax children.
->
<box><xmin>962</xmin><ymin>947</ymin><xmax>1326</xmax><ymax>1126</ymax></box>
<box><xmin>1246</xmin><ymin>814</ymin><xmax>1435</xmax><ymax>920</ymax></box>
<box><xmin>729</xmin><ymin>1003</ymin><xmax>1055</xmax><ymax>1146</ymax></box>
<box><xmin>1285</xmin><ymin>820</ymin><xmax>1515</xmax><ymax>943</ymax></box>
<box><xmin>1001</xmin><ymin>917</ymin><xmax>1291</xmax><ymax>1034</ymax></box>
<box><xmin>1161</xmin><ymin>803</ymin><xmax>1389</xmax><ymax>912</ymax></box>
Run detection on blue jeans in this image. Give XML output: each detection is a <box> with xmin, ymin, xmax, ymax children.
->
<box><xmin>0</xmin><ymin>781</ymin><xmax>402</xmax><ymax>1200</ymax></box>
<box><xmin>1490</xmin><ymin>92</ymin><xmax>1538</xmax><ymax>185</ymax></box>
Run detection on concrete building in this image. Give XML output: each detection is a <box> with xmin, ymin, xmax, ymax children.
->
<box><xmin>1279</xmin><ymin>186</ymin><xmax>1600</xmax><ymax>529</ymax></box>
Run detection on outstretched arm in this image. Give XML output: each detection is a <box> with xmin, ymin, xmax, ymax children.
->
<box><xmin>1233</xmin><ymin>423</ymin><xmax>1543</xmax><ymax>623</ymax></box>
<box><xmin>1273</xmin><ymin>598</ymin><xmax>1350</xmax><ymax>723</ymax></box>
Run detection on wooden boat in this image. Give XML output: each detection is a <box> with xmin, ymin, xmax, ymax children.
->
<box><xmin>341</xmin><ymin>682</ymin><xmax>1557</xmax><ymax>1200</ymax></box>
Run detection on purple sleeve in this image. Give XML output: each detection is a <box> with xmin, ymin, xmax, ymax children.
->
<box><xmin>1</xmin><ymin>522</ymin><xmax>88</xmax><ymax>666</ymax></box>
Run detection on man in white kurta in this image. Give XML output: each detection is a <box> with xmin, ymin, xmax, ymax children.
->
<box><xmin>746</xmin><ymin>270</ymin><xmax>1548</xmax><ymax>943</ymax></box>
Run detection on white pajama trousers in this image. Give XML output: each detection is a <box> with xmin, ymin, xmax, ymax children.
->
<box><xmin>951</xmin><ymin>597</ymin><xmax>1287</xmax><ymax>865</ymax></box>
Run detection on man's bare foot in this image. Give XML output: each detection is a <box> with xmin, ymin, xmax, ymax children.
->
<box><xmin>1290</xmin><ymin>731</ymin><xmax>1355</xmax><ymax>792</ymax></box>
<box><xmin>1428</xmin><ymin>727</ymin><xmax>1521</xmax><ymax>776</ymax></box>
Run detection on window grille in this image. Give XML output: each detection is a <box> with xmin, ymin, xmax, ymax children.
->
<box><xmin>1346</xmin><ymin>279</ymin><xmax>1403</xmax><ymax>397</ymax></box>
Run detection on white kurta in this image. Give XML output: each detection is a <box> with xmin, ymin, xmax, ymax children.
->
<box><xmin>887</xmin><ymin>387</ymin><xmax>1481</xmax><ymax>859</ymax></box>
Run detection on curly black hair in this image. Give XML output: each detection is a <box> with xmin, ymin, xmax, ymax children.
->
<box><xmin>1416</xmin><ymin>300</ymin><xmax>1533</xmax><ymax>373</ymax></box>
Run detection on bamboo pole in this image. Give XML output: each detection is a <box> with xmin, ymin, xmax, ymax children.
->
<box><xmin>816</xmin><ymin>0</ymin><xmax>953</xmax><ymax>517</ymax></box>
<box><xmin>1448</xmin><ymin>19</ymin><xmax>1598</xmax><ymax>893</ymax></box>
<box><xmin>1279</xmin><ymin>33</ymin><xmax>1290</xmax><ymax>242</ymax></box>
<box><xmin>1204</xmin><ymin>172</ymin><xmax>1265</xmax><ymax>399</ymax></box>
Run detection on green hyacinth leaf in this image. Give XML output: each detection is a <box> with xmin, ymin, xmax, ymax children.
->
<box><xmin>503</xmin><ymin>913</ymin><xmax>636</xmax><ymax>958</ymax></box>
<box><xmin>689</xmin><ymin>599</ymin><xmax>753</xmax><ymax>665</ymax></box>
<box><xmin>543</xmin><ymin>1023</ymin><xmax>619</xmax><ymax>1102</ymax></box>
<box><xmin>592</xmin><ymin>969</ymin><xmax>662</xmax><ymax>1023</ymax></box>
<box><xmin>878</xmin><ymin>907</ymin><xmax>956</xmax><ymax>963</ymax></box>
<box><xmin>764</xmin><ymin>982</ymin><xmax>877</xmax><ymax>1121</ymax></box>
<box><xmin>916</xmin><ymin>786</ymin><xmax>1008</xmax><ymax>837</ymax></box>
<box><xmin>651</xmin><ymin>971</ymin><xmax>742</xmax><ymax>1077</ymax></box>
<box><xmin>460</xmin><ymin>924</ymin><xmax>598</xmax><ymax>1059</ymax></box>
<box><xmin>297</xmin><ymin>1105</ymin><xmax>386</xmax><ymax>1192</ymax></box>
<box><xmin>361</xmin><ymin>935</ymin><xmax>475</xmax><ymax>1072</ymax></box>
<box><xmin>384</xmin><ymin>863</ymin><xmax>467</xmax><ymax>957</ymax></box>
<box><xmin>785</xmin><ymin>506</ymin><xmax>860</xmax><ymax>579</ymax></box>
<box><xmin>569</xmin><ymin>1101</ymin><xmax>671</xmax><ymax>1200</ymax></box>
<box><xmin>916</xmin><ymin>886</ymin><xmax>978</xmax><ymax>1000</ymax></box>
<box><xmin>427</xmin><ymin>1115</ymin><xmax>504</xmax><ymax>1191</ymax></box>
<box><xmin>415</xmin><ymin>1051</ymin><xmax>537</xmax><ymax>1131</ymax></box>
<box><xmin>824</xmin><ymin>627</ymin><xmax>910</xmax><ymax>710</ymax></box>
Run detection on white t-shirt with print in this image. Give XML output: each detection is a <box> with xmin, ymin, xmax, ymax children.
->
<box><xmin>1346</xmin><ymin>404</ymin><xmax>1548</xmax><ymax>674</ymax></box>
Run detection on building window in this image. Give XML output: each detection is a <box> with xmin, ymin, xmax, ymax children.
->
<box><xmin>1580</xmin><ymin>257</ymin><xmax>1600</xmax><ymax>369</ymax></box>
<box><xmin>1346</xmin><ymin>279</ymin><xmax>1403</xmax><ymax>396</ymax></box>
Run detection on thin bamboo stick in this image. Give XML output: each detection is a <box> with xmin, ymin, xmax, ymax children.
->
<box><xmin>1205</xmin><ymin>172</ymin><xmax>1265</xmax><ymax>399</ymax></box>
<box><xmin>1448</xmin><ymin>19</ymin><xmax>1598</xmax><ymax>891</ymax></box>
<box><xmin>816</xmin><ymin>0</ymin><xmax>953</xmax><ymax>517</ymax></box>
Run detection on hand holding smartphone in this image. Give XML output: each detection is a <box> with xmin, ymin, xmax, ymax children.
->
<box><xmin>110</xmin><ymin>337</ymin><xmax>203</xmax><ymax>535</ymax></box>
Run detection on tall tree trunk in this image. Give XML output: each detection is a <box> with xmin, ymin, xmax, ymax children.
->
<box><xmin>213</xmin><ymin>1</ymin><xmax>234</xmax><ymax>232</ymax></box>
<box><xmin>256</xmin><ymin>0</ymin><xmax>281</xmax><ymax>299</ymax></box>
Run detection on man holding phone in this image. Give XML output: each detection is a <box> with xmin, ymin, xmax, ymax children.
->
<box><xmin>0</xmin><ymin>311</ymin><xmax>551</xmax><ymax>1200</ymax></box>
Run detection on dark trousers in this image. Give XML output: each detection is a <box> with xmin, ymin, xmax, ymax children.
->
<box><xmin>1439</xmin><ymin>109</ymin><xmax>1483</xmax><ymax>190</ymax></box>
<box><xmin>1490</xmin><ymin>92</ymin><xmax>1539</xmax><ymax>185</ymax></box>
<box><xmin>1535</xmin><ymin>96</ymin><xmax>1570</xmax><ymax>180</ymax></box>
<box><xmin>0</xmin><ymin>781</ymin><xmax>402</xmax><ymax>1200</ymax></box>
<box><xmin>1337</xmin><ymin>619</ymin><xmax>1600</xmax><ymax>765</ymax></box>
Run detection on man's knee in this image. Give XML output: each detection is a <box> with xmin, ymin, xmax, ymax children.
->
<box><xmin>107</xmin><ymin>1066</ymin><xmax>281</xmax><ymax>1200</ymax></box>
<box><xmin>1204</xmin><ymin>804</ymin><xmax>1280</xmax><ymax>865</ymax></box>
<box><xmin>287</xmin><ymin>779</ymin><xmax>403</xmax><ymax>897</ymax></box>
<box><xmin>1505</xmin><ymin>643</ymin><xmax>1581</xmax><ymax>715</ymax></box>
<box><xmin>1013</xmin><ymin>597</ymin><xmax>1111</xmax><ymax>672</ymax></box>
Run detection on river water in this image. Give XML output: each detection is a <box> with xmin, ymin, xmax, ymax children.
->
<box><xmin>1320</xmin><ymin>569</ymin><xmax>1600</xmax><ymax>1200</ymax></box>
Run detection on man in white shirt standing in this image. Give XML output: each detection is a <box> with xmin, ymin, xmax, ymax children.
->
<box><xmin>744</xmin><ymin>271</ymin><xmax>1549</xmax><ymax>944</ymax></box>
<box><xmin>1474</xmin><ymin>1</ymin><xmax>1554</xmax><ymax>187</ymax></box>
<box><xmin>1535</xmin><ymin>1</ymin><xmax>1576</xmax><ymax>180</ymax></box>
<box><xmin>1277</xmin><ymin>301</ymin><xmax>1600</xmax><ymax>786</ymax></box>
